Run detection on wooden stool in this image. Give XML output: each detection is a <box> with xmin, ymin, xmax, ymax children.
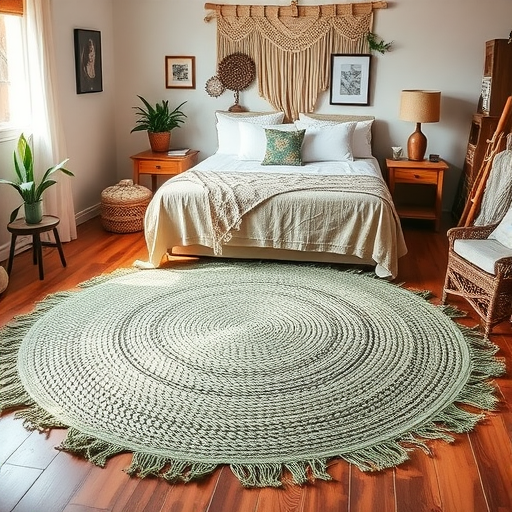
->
<box><xmin>7</xmin><ymin>215</ymin><xmax>67</xmax><ymax>280</ymax></box>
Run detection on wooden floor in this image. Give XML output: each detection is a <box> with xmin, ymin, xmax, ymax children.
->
<box><xmin>1</xmin><ymin>215</ymin><xmax>512</xmax><ymax>512</ymax></box>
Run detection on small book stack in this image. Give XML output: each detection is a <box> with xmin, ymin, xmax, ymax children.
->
<box><xmin>167</xmin><ymin>149</ymin><xmax>190</xmax><ymax>156</ymax></box>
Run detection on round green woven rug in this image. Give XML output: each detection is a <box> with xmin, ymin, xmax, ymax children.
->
<box><xmin>0</xmin><ymin>261</ymin><xmax>505</xmax><ymax>487</ymax></box>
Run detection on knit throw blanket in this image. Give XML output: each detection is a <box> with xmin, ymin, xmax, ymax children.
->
<box><xmin>475</xmin><ymin>135</ymin><xmax>512</xmax><ymax>226</ymax></box>
<box><xmin>171</xmin><ymin>170</ymin><xmax>397</xmax><ymax>254</ymax></box>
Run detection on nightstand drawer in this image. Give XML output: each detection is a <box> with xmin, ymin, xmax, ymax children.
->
<box><xmin>394</xmin><ymin>169</ymin><xmax>438</xmax><ymax>185</ymax></box>
<box><xmin>138</xmin><ymin>160</ymin><xmax>179</xmax><ymax>175</ymax></box>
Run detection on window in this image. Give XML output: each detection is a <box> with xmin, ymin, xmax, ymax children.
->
<box><xmin>0</xmin><ymin>13</ymin><xmax>28</xmax><ymax>138</ymax></box>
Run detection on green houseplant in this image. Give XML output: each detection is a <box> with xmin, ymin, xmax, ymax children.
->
<box><xmin>0</xmin><ymin>133</ymin><xmax>73</xmax><ymax>224</ymax></box>
<box><xmin>130</xmin><ymin>95</ymin><xmax>187</xmax><ymax>152</ymax></box>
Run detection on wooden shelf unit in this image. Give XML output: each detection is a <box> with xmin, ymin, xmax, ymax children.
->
<box><xmin>479</xmin><ymin>39</ymin><xmax>512</xmax><ymax>116</ymax></box>
<box><xmin>454</xmin><ymin>39</ymin><xmax>512</xmax><ymax>219</ymax></box>
<box><xmin>462</xmin><ymin>113</ymin><xmax>499</xmax><ymax>188</ymax></box>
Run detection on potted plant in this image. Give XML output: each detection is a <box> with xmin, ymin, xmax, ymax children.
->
<box><xmin>0</xmin><ymin>133</ymin><xmax>73</xmax><ymax>224</ymax></box>
<box><xmin>130</xmin><ymin>95</ymin><xmax>187</xmax><ymax>152</ymax></box>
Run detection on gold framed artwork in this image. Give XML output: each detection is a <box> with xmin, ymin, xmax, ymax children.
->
<box><xmin>165</xmin><ymin>56</ymin><xmax>196</xmax><ymax>89</ymax></box>
<box><xmin>330</xmin><ymin>54</ymin><xmax>371</xmax><ymax>106</ymax></box>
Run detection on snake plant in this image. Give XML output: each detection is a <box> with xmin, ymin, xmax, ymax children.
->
<box><xmin>0</xmin><ymin>133</ymin><xmax>73</xmax><ymax>222</ymax></box>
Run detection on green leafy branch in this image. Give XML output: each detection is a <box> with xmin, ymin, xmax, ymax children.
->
<box><xmin>367</xmin><ymin>32</ymin><xmax>393</xmax><ymax>54</ymax></box>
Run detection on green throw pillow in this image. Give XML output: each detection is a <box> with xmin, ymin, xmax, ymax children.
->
<box><xmin>261</xmin><ymin>128</ymin><xmax>306</xmax><ymax>166</ymax></box>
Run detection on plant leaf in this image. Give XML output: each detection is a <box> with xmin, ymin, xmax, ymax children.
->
<box><xmin>39</xmin><ymin>159</ymin><xmax>72</xmax><ymax>185</ymax></box>
<box><xmin>16</xmin><ymin>134</ymin><xmax>34</xmax><ymax>182</ymax></box>
<box><xmin>35</xmin><ymin>179</ymin><xmax>57</xmax><ymax>200</ymax></box>
<box><xmin>9</xmin><ymin>205</ymin><xmax>22</xmax><ymax>223</ymax></box>
<box><xmin>0</xmin><ymin>179</ymin><xmax>24</xmax><ymax>196</ymax></box>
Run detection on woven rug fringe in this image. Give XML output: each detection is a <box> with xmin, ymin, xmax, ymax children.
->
<box><xmin>437</xmin><ymin>304</ymin><xmax>467</xmax><ymax>318</ymax></box>
<box><xmin>58</xmin><ymin>428</ymin><xmax>127</xmax><ymax>466</ymax></box>
<box><xmin>230</xmin><ymin>463</ymin><xmax>288</xmax><ymax>487</ymax></box>
<box><xmin>341</xmin><ymin>442</ymin><xmax>411</xmax><ymax>472</ymax></box>
<box><xmin>411</xmin><ymin>289</ymin><xmax>433</xmax><ymax>300</ymax></box>
<box><xmin>126</xmin><ymin>454</ymin><xmax>217</xmax><ymax>482</ymax></box>
<box><xmin>15</xmin><ymin>403</ymin><xmax>67</xmax><ymax>432</ymax></box>
<box><xmin>406</xmin><ymin>424</ymin><xmax>454</xmax><ymax>443</ymax></box>
<box><xmin>0</xmin><ymin>268</ymin><xmax>506</xmax><ymax>487</ymax></box>
<box><xmin>0</xmin><ymin>320</ymin><xmax>37</xmax><ymax>414</ymax></box>
<box><xmin>0</xmin><ymin>381</ymin><xmax>32</xmax><ymax>412</ymax></box>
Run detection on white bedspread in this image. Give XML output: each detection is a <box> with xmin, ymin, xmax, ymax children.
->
<box><xmin>144</xmin><ymin>154</ymin><xmax>407</xmax><ymax>278</ymax></box>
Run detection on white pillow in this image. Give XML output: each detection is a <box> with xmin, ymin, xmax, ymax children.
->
<box><xmin>295</xmin><ymin>122</ymin><xmax>356</xmax><ymax>162</ymax></box>
<box><xmin>488</xmin><ymin>206</ymin><xmax>512</xmax><ymax>249</ymax></box>
<box><xmin>215</xmin><ymin>112</ymin><xmax>285</xmax><ymax>155</ymax></box>
<box><xmin>298</xmin><ymin>113</ymin><xmax>374</xmax><ymax>158</ymax></box>
<box><xmin>238</xmin><ymin>122</ymin><xmax>298</xmax><ymax>161</ymax></box>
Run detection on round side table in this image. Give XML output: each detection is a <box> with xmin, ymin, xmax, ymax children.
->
<box><xmin>7</xmin><ymin>215</ymin><xmax>67</xmax><ymax>280</ymax></box>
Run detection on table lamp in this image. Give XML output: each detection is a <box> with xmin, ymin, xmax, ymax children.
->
<box><xmin>399</xmin><ymin>90</ymin><xmax>441</xmax><ymax>161</ymax></box>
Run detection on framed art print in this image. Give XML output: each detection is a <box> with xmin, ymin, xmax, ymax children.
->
<box><xmin>330</xmin><ymin>54</ymin><xmax>371</xmax><ymax>106</ymax></box>
<box><xmin>165</xmin><ymin>56</ymin><xmax>196</xmax><ymax>89</ymax></box>
<box><xmin>74</xmin><ymin>29</ymin><xmax>103</xmax><ymax>94</ymax></box>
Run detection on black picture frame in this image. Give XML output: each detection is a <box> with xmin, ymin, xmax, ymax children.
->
<box><xmin>74</xmin><ymin>29</ymin><xmax>103</xmax><ymax>94</ymax></box>
<box><xmin>330</xmin><ymin>54</ymin><xmax>371</xmax><ymax>106</ymax></box>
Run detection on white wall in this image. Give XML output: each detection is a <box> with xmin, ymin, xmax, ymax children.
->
<box><xmin>111</xmin><ymin>0</ymin><xmax>512</xmax><ymax>203</ymax></box>
<box><xmin>1</xmin><ymin>0</ymin><xmax>512</xmax><ymax>260</ymax></box>
<box><xmin>51</xmin><ymin>0</ymin><xmax>117</xmax><ymax>222</ymax></box>
<box><xmin>112</xmin><ymin>0</ymin><xmax>220</xmax><ymax>189</ymax></box>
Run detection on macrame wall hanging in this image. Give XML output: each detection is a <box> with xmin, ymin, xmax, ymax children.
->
<box><xmin>204</xmin><ymin>1</ymin><xmax>387</xmax><ymax>121</ymax></box>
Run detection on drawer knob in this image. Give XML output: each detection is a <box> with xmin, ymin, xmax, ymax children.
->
<box><xmin>156</xmin><ymin>165</ymin><xmax>161</xmax><ymax>169</ymax></box>
<box><xmin>414</xmin><ymin>174</ymin><xmax>420</xmax><ymax>179</ymax></box>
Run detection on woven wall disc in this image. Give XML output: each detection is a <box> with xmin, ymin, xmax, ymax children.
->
<box><xmin>217</xmin><ymin>53</ymin><xmax>255</xmax><ymax>92</ymax></box>
<box><xmin>205</xmin><ymin>76</ymin><xmax>225</xmax><ymax>98</ymax></box>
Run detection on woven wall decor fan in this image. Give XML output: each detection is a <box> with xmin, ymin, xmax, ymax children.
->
<box><xmin>217</xmin><ymin>53</ymin><xmax>256</xmax><ymax>112</ymax></box>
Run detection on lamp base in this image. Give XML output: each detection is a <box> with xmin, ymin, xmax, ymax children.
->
<box><xmin>407</xmin><ymin>123</ymin><xmax>427</xmax><ymax>161</ymax></box>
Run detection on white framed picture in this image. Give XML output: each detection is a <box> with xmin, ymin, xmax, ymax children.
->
<box><xmin>330</xmin><ymin>54</ymin><xmax>371</xmax><ymax>106</ymax></box>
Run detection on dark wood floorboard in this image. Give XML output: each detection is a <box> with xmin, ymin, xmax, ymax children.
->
<box><xmin>349</xmin><ymin>466</ymin><xmax>395</xmax><ymax>512</ymax></box>
<box><xmin>1</xmin><ymin>214</ymin><xmax>511</xmax><ymax>512</ymax></box>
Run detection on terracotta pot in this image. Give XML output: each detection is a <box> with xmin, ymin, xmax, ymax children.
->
<box><xmin>148</xmin><ymin>131</ymin><xmax>171</xmax><ymax>152</ymax></box>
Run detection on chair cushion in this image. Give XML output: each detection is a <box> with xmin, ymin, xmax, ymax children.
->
<box><xmin>454</xmin><ymin>239</ymin><xmax>512</xmax><ymax>275</ymax></box>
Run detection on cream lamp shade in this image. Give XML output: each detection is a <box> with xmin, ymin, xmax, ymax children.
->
<box><xmin>400</xmin><ymin>90</ymin><xmax>441</xmax><ymax>161</ymax></box>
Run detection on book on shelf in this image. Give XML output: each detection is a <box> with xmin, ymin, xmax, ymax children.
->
<box><xmin>167</xmin><ymin>148</ymin><xmax>190</xmax><ymax>156</ymax></box>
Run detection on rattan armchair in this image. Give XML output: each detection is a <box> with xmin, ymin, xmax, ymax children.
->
<box><xmin>442</xmin><ymin>222</ymin><xmax>512</xmax><ymax>335</ymax></box>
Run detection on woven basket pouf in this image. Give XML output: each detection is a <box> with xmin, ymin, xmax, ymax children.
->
<box><xmin>100</xmin><ymin>179</ymin><xmax>152</xmax><ymax>233</ymax></box>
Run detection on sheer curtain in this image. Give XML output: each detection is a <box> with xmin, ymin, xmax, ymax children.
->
<box><xmin>22</xmin><ymin>0</ymin><xmax>77</xmax><ymax>241</ymax></box>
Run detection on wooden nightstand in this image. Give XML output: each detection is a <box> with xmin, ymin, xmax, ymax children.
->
<box><xmin>131</xmin><ymin>150</ymin><xmax>199</xmax><ymax>193</ymax></box>
<box><xmin>386</xmin><ymin>158</ymin><xmax>449</xmax><ymax>232</ymax></box>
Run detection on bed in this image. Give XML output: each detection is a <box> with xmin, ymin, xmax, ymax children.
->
<box><xmin>143</xmin><ymin>111</ymin><xmax>407</xmax><ymax>279</ymax></box>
